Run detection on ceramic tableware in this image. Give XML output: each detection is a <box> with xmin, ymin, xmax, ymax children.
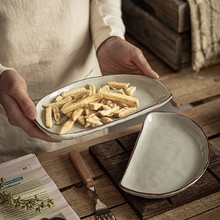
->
<box><xmin>35</xmin><ymin>74</ymin><xmax>172</xmax><ymax>139</ymax></box>
<box><xmin>119</xmin><ymin>112</ymin><xmax>210</xmax><ymax>198</ymax></box>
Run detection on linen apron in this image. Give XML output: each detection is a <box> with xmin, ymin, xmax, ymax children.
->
<box><xmin>0</xmin><ymin>0</ymin><xmax>125</xmax><ymax>162</ymax></box>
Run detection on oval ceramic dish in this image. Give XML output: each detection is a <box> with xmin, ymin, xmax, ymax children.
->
<box><xmin>119</xmin><ymin>112</ymin><xmax>210</xmax><ymax>198</ymax></box>
<box><xmin>35</xmin><ymin>74</ymin><xmax>172</xmax><ymax>139</ymax></box>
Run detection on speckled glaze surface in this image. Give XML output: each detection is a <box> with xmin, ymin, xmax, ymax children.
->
<box><xmin>120</xmin><ymin>112</ymin><xmax>210</xmax><ymax>198</ymax></box>
<box><xmin>35</xmin><ymin>75</ymin><xmax>172</xmax><ymax>139</ymax></box>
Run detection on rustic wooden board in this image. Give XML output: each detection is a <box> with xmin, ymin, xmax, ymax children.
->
<box><xmin>89</xmin><ymin>133</ymin><xmax>220</xmax><ymax>219</ymax></box>
<box><xmin>138</xmin><ymin>0</ymin><xmax>190</xmax><ymax>33</ymax></box>
<box><xmin>210</xmin><ymin>137</ymin><xmax>220</xmax><ymax>152</ymax></box>
<box><xmin>122</xmin><ymin>0</ymin><xmax>191</xmax><ymax>70</ymax></box>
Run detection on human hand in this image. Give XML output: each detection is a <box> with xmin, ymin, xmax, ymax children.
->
<box><xmin>0</xmin><ymin>70</ymin><xmax>60</xmax><ymax>142</ymax></box>
<box><xmin>97</xmin><ymin>36</ymin><xmax>159</xmax><ymax>79</ymax></box>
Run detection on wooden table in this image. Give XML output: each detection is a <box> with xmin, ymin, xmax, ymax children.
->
<box><xmin>38</xmin><ymin>36</ymin><xmax>220</xmax><ymax>220</ymax></box>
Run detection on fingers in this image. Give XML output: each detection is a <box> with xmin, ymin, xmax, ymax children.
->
<box><xmin>0</xmin><ymin>70</ymin><xmax>37</xmax><ymax>120</ymax></box>
<box><xmin>130</xmin><ymin>47</ymin><xmax>159</xmax><ymax>79</ymax></box>
<box><xmin>97</xmin><ymin>37</ymin><xmax>160</xmax><ymax>79</ymax></box>
<box><xmin>2</xmin><ymin>94</ymin><xmax>60</xmax><ymax>142</ymax></box>
<box><xmin>21</xmin><ymin>117</ymin><xmax>61</xmax><ymax>142</ymax></box>
<box><xmin>0</xmin><ymin>70</ymin><xmax>60</xmax><ymax>142</ymax></box>
<box><xmin>12</xmin><ymin>88</ymin><xmax>37</xmax><ymax>120</ymax></box>
<box><xmin>8</xmin><ymin>82</ymin><xmax>37</xmax><ymax>121</ymax></box>
<box><xmin>23</xmin><ymin>120</ymin><xmax>61</xmax><ymax>142</ymax></box>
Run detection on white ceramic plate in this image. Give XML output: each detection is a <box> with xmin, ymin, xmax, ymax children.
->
<box><xmin>119</xmin><ymin>112</ymin><xmax>210</xmax><ymax>198</ymax></box>
<box><xmin>35</xmin><ymin>74</ymin><xmax>172</xmax><ymax>139</ymax></box>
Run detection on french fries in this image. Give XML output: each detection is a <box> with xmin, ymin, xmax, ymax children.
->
<box><xmin>59</xmin><ymin>119</ymin><xmax>74</xmax><ymax>134</ymax></box>
<box><xmin>72</xmin><ymin>108</ymin><xmax>84</xmax><ymax>121</ymax></box>
<box><xmin>60</xmin><ymin>93</ymin><xmax>102</xmax><ymax>114</ymax></box>
<box><xmin>45</xmin><ymin>107</ymin><xmax>53</xmax><ymax>128</ymax></box>
<box><xmin>101</xmin><ymin>91</ymin><xmax>139</xmax><ymax>107</ymax></box>
<box><xmin>43</xmin><ymin>81</ymin><xmax>138</xmax><ymax>134</ymax></box>
<box><xmin>61</xmin><ymin>87</ymin><xmax>87</xmax><ymax>98</ymax></box>
<box><xmin>114</xmin><ymin>107</ymin><xmax>136</xmax><ymax>118</ymax></box>
<box><xmin>125</xmin><ymin>86</ymin><xmax>136</xmax><ymax>96</ymax></box>
<box><xmin>107</xmin><ymin>81</ymin><xmax>130</xmax><ymax>89</ymax></box>
<box><xmin>52</xmin><ymin>106</ymin><xmax>61</xmax><ymax>125</ymax></box>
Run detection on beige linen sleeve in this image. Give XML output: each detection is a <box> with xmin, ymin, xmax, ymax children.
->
<box><xmin>0</xmin><ymin>64</ymin><xmax>16</xmax><ymax>77</ymax></box>
<box><xmin>90</xmin><ymin>0</ymin><xmax>126</xmax><ymax>50</ymax></box>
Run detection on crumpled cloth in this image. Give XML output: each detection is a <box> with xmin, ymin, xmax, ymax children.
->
<box><xmin>187</xmin><ymin>0</ymin><xmax>220</xmax><ymax>72</ymax></box>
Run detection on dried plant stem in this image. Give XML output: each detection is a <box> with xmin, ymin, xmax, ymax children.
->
<box><xmin>0</xmin><ymin>177</ymin><xmax>54</xmax><ymax>212</ymax></box>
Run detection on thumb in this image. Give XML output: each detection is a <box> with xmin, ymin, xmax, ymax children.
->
<box><xmin>1</xmin><ymin>70</ymin><xmax>37</xmax><ymax>120</ymax></box>
<box><xmin>135</xmin><ymin>55</ymin><xmax>159</xmax><ymax>79</ymax></box>
<box><xmin>8</xmin><ymin>83</ymin><xmax>37</xmax><ymax>121</ymax></box>
<box><xmin>14</xmin><ymin>88</ymin><xmax>37</xmax><ymax>120</ymax></box>
<box><xmin>131</xmin><ymin>47</ymin><xmax>159</xmax><ymax>79</ymax></box>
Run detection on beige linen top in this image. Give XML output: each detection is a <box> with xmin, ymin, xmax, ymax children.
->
<box><xmin>0</xmin><ymin>0</ymin><xmax>125</xmax><ymax>162</ymax></box>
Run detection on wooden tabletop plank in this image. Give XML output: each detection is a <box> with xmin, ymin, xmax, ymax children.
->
<box><xmin>148</xmin><ymin>192</ymin><xmax>220</xmax><ymax>220</ymax></box>
<box><xmin>161</xmin><ymin>64</ymin><xmax>220</xmax><ymax>106</ymax></box>
<box><xmin>83</xmin><ymin>204</ymin><xmax>140</xmax><ymax>220</ymax></box>
<box><xmin>210</xmin><ymin>137</ymin><xmax>220</xmax><ymax>152</ymax></box>
<box><xmin>62</xmin><ymin>176</ymin><xmax>126</xmax><ymax>219</ymax></box>
<box><xmin>188</xmin><ymin>206</ymin><xmax>220</xmax><ymax>220</ymax></box>
<box><xmin>209</xmin><ymin>160</ymin><xmax>220</xmax><ymax>180</ymax></box>
<box><xmin>179</xmin><ymin>98</ymin><xmax>220</xmax><ymax>137</ymax></box>
<box><xmin>38</xmin><ymin>149</ymin><xmax>104</xmax><ymax>189</ymax></box>
<box><xmin>169</xmin><ymin>171</ymin><xmax>220</xmax><ymax>205</ymax></box>
<box><xmin>210</xmin><ymin>144</ymin><xmax>220</xmax><ymax>163</ymax></box>
<box><xmin>110</xmin><ymin>204</ymin><xmax>140</xmax><ymax>220</ymax></box>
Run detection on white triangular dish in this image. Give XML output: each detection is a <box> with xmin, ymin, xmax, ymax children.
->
<box><xmin>119</xmin><ymin>112</ymin><xmax>210</xmax><ymax>198</ymax></box>
<box><xmin>35</xmin><ymin>74</ymin><xmax>172</xmax><ymax>140</ymax></box>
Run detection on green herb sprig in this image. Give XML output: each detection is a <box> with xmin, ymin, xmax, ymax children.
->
<box><xmin>0</xmin><ymin>177</ymin><xmax>54</xmax><ymax>212</ymax></box>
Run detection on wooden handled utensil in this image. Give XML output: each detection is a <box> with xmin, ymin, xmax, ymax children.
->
<box><xmin>68</xmin><ymin>149</ymin><xmax>117</xmax><ymax>220</ymax></box>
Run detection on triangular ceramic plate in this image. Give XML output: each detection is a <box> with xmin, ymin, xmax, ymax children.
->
<box><xmin>119</xmin><ymin>112</ymin><xmax>210</xmax><ymax>198</ymax></box>
<box><xmin>35</xmin><ymin>74</ymin><xmax>172</xmax><ymax>139</ymax></box>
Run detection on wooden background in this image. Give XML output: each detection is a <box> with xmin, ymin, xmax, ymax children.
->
<box><xmin>122</xmin><ymin>0</ymin><xmax>191</xmax><ymax>70</ymax></box>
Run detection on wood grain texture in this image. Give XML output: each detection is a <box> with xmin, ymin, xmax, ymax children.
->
<box><xmin>68</xmin><ymin>150</ymin><xmax>96</xmax><ymax>189</ymax></box>
<box><xmin>160</xmin><ymin>64</ymin><xmax>220</xmax><ymax>106</ymax></box>
<box><xmin>149</xmin><ymin>192</ymin><xmax>220</xmax><ymax>220</ymax></box>
<box><xmin>122</xmin><ymin>0</ymin><xmax>191</xmax><ymax>70</ymax></box>
<box><xmin>180</xmin><ymin>99</ymin><xmax>220</xmax><ymax>137</ymax></box>
<box><xmin>62</xmin><ymin>176</ymin><xmax>125</xmax><ymax>219</ymax></box>
<box><xmin>140</xmin><ymin>0</ymin><xmax>190</xmax><ymax>33</ymax></box>
<box><xmin>189</xmin><ymin>205</ymin><xmax>220</xmax><ymax>220</ymax></box>
<box><xmin>210</xmin><ymin>137</ymin><xmax>220</xmax><ymax>152</ymax></box>
<box><xmin>38</xmin><ymin>149</ymin><xmax>104</xmax><ymax>189</ymax></box>
<box><xmin>83</xmin><ymin>204</ymin><xmax>140</xmax><ymax>220</ymax></box>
